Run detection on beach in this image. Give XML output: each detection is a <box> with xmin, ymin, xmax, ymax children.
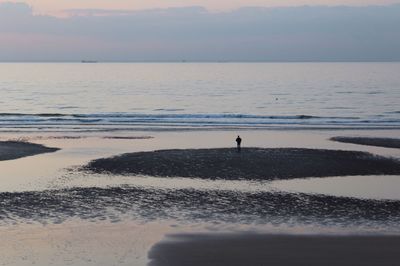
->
<box><xmin>1</xmin><ymin>129</ymin><xmax>400</xmax><ymax>265</ymax></box>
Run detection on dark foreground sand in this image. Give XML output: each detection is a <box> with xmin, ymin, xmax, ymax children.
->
<box><xmin>332</xmin><ymin>137</ymin><xmax>400</xmax><ymax>149</ymax></box>
<box><xmin>0</xmin><ymin>141</ymin><xmax>59</xmax><ymax>161</ymax></box>
<box><xmin>86</xmin><ymin>148</ymin><xmax>400</xmax><ymax>180</ymax></box>
<box><xmin>2</xmin><ymin>186</ymin><xmax>400</xmax><ymax>227</ymax></box>
<box><xmin>3</xmin><ymin>186</ymin><xmax>400</xmax><ymax>225</ymax></box>
<box><xmin>148</xmin><ymin>233</ymin><xmax>400</xmax><ymax>266</ymax></box>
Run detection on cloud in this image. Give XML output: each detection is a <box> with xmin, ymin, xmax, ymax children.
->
<box><xmin>0</xmin><ymin>1</ymin><xmax>31</xmax><ymax>16</ymax></box>
<box><xmin>1</xmin><ymin>2</ymin><xmax>400</xmax><ymax>61</ymax></box>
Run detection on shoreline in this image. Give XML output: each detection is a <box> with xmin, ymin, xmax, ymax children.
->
<box><xmin>2</xmin><ymin>126</ymin><xmax>400</xmax><ymax>134</ymax></box>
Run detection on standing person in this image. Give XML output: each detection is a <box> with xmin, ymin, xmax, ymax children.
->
<box><xmin>236</xmin><ymin>135</ymin><xmax>242</xmax><ymax>152</ymax></box>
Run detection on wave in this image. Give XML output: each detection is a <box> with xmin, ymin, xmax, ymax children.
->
<box><xmin>0</xmin><ymin>113</ymin><xmax>68</xmax><ymax>117</ymax></box>
<box><xmin>0</xmin><ymin>112</ymin><xmax>398</xmax><ymax>131</ymax></box>
<box><xmin>0</xmin><ymin>112</ymin><xmax>356</xmax><ymax>120</ymax></box>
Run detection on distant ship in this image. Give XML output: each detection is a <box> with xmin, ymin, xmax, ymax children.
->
<box><xmin>81</xmin><ymin>60</ymin><xmax>98</xmax><ymax>63</ymax></box>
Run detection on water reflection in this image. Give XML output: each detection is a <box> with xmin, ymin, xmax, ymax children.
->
<box><xmin>55</xmin><ymin>172</ymin><xmax>277</xmax><ymax>193</ymax></box>
<box><xmin>1</xmin><ymin>131</ymin><xmax>400</xmax><ymax>234</ymax></box>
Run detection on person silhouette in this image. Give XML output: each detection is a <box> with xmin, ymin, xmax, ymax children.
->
<box><xmin>236</xmin><ymin>135</ymin><xmax>242</xmax><ymax>152</ymax></box>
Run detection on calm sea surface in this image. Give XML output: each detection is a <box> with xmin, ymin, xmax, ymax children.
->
<box><xmin>0</xmin><ymin>62</ymin><xmax>399</xmax><ymax>132</ymax></box>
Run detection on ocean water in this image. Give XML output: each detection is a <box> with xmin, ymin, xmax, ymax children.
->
<box><xmin>0</xmin><ymin>62</ymin><xmax>399</xmax><ymax>132</ymax></box>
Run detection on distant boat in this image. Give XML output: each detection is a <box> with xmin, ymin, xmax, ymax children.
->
<box><xmin>81</xmin><ymin>60</ymin><xmax>98</xmax><ymax>63</ymax></box>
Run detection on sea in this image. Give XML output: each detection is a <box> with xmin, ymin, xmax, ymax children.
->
<box><xmin>0</xmin><ymin>62</ymin><xmax>399</xmax><ymax>132</ymax></box>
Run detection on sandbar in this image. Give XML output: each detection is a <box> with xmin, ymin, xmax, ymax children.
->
<box><xmin>331</xmin><ymin>137</ymin><xmax>400</xmax><ymax>149</ymax></box>
<box><xmin>85</xmin><ymin>148</ymin><xmax>400</xmax><ymax>180</ymax></box>
<box><xmin>0</xmin><ymin>141</ymin><xmax>59</xmax><ymax>161</ymax></box>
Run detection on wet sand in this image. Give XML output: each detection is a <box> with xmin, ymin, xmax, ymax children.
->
<box><xmin>0</xmin><ymin>220</ymin><xmax>168</xmax><ymax>266</ymax></box>
<box><xmin>2</xmin><ymin>186</ymin><xmax>400</xmax><ymax>227</ymax></box>
<box><xmin>85</xmin><ymin>148</ymin><xmax>400</xmax><ymax>180</ymax></box>
<box><xmin>0</xmin><ymin>141</ymin><xmax>59</xmax><ymax>161</ymax></box>
<box><xmin>332</xmin><ymin>137</ymin><xmax>400</xmax><ymax>149</ymax></box>
<box><xmin>148</xmin><ymin>233</ymin><xmax>400</xmax><ymax>266</ymax></box>
<box><xmin>1</xmin><ymin>131</ymin><xmax>400</xmax><ymax>266</ymax></box>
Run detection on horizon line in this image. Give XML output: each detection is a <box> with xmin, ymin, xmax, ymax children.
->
<box><xmin>1</xmin><ymin>60</ymin><xmax>400</xmax><ymax>63</ymax></box>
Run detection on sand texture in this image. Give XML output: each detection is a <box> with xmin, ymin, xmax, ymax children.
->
<box><xmin>2</xmin><ymin>186</ymin><xmax>400</xmax><ymax>227</ymax></box>
<box><xmin>148</xmin><ymin>234</ymin><xmax>400</xmax><ymax>266</ymax></box>
<box><xmin>85</xmin><ymin>148</ymin><xmax>400</xmax><ymax>180</ymax></box>
<box><xmin>0</xmin><ymin>141</ymin><xmax>59</xmax><ymax>161</ymax></box>
<box><xmin>332</xmin><ymin>137</ymin><xmax>400</xmax><ymax>149</ymax></box>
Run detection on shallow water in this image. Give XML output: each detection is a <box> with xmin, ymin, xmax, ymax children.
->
<box><xmin>1</xmin><ymin>130</ymin><xmax>399</xmax><ymax>193</ymax></box>
<box><xmin>1</xmin><ymin>130</ymin><xmax>400</xmax><ymax>265</ymax></box>
<box><xmin>0</xmin><ymin>130</ymin><xmax>399</xmax><ymax>225</ymax></box>
<box><xmin>271</xmin><ymin>175</ymin><xmax>400</xmax><ymax>200</ymax></box>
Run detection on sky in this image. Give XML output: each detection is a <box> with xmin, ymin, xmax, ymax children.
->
<box><xmin>0</xmin><ymin>1</ymin><xmax>400</xmax><ymax>61</ymax></box>
<box><xmin>10</xmin><ymin>0</ymin><xmax>400</xmax><ymax>15</ymax></box>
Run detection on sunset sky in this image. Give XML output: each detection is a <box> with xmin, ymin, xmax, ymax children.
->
<box><xmin>3</xmin><ymin>0</ymin><xmax>400</xmax><ymax>15</ymax></box>
<box><xmin>1</xmin><ymin>1</ymin><xmax>399</xmax><ymax>61</ymax></box>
